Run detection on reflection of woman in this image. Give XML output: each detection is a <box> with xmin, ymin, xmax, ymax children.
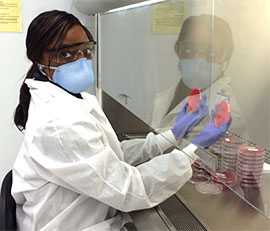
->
<box><xmin>11</xmin><ymin>11</ymin><xmax>229</xmax><ymax>231</ymax></box>
<box><xmin>151</xmin><ymin>15</ymin><xmax>246</xmax><ymax>139</ymax></box>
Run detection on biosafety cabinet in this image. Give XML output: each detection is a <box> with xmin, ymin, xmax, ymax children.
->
<box><xmin>77</xmin><ymin>0</ymin><xmax>270</xmax><ymax>230</ymax></box>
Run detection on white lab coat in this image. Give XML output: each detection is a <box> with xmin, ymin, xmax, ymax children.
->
<box><xmin>12</xmin><ymin>79</ymin><xmax>198</xmax><ymax>231</ymax></box>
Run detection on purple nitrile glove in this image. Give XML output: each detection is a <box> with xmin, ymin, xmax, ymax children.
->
<box><xmin>192</xmin><ymin>109</ymin><xmax>232</xmax><ymax>148</ymax></box>
<box><xmin>171</xmin><ymin>95</ymin><xmax>208</xmax><ymax>139</ymax></box>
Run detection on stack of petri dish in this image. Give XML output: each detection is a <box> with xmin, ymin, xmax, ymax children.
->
<box><xmin>209</xmin><ymin>138</ymin><xmax>225</xmax><ymax>170</ymax></box>
<box><xmin>209</xmin><ymin>138</ymin><xmax>223</xmax><ymax>154</ymax></box>
<box><xmin>190</xmin><ymin>160</ymin><xmax>211</xmax><ymax>183</ymax></box>
<box><xmin>236</xmin><ymin>145</ymin><xmax>265</xmax><ymax>188</ymax></box>
<box><xmin>212</xmin><ymin>170</ymin><xmax>237</xmax><ymax>191</ymax></box>
<box><xmin>220</xmin><ymin>135</ymin><xmax>242</xmax><ymax>171</ymax></box>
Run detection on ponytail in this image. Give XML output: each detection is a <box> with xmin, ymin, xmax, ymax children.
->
<box><xmin>14</xmin><ymin>64</ymin><xmax>38</xmax><ymax>131</ymax></box>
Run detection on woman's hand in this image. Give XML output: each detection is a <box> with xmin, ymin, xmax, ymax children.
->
<box><xmin>192</xmin><ymin>108</ymin><xmax>232</xmax><ymax>148</ymax></box>
<box><xmin>171</xmin><ymin>95</ymin><xmax>208</xmax><ymax>139</ymax></box>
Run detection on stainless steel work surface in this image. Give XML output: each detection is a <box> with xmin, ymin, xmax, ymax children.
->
<box><xmin>131</xmin><ymin>193</ymin><xmax>207</xmax><ymax>231</ymax></box>
<box><xmin>177</xmin><ymin>182</ymin><xmax>270</xmax><ymax>231</ymax></box>
<box><xmin>158</xmin><ymin>196</ymin><xmax>206</xmax><ymax>231</ymax></box>
<box><xmin>131</xmin><ymin>181</ymin><xmax>270</xmax><ymax>231</ymax></box>
<box><xmin>131</xmin><ymin>208</ymin><xmax>170</xmax><ymax>231</ymax></box>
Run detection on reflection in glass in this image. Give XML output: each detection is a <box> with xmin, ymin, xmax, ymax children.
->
<box><xmin>100</xmin><ymin>0</ymin><xmax>270</xmax><ymax>218</ymax></box>
<box><xmin>154</xmin><ymin>14</ymin><xmax>234</xmax><ymax>136</ymax></box>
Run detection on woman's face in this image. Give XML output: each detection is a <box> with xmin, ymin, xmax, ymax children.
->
<box><xmin>176</xmin><ymin>22</ymin><xmax>226</xmax><ymax>64</ymax></box>
<box><xmin>41</xmin><ymin>25</ymin><xmax>90</xmax><ymax>80</ymax></box>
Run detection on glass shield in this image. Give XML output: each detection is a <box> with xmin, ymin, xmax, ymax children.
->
<box><xmin>100</xmin><ymin>1</ymin><xmax>174</xmax><ymax>131</ymax></box>
<box><xmin>205</xmin><ymin>0</ymin><xmax>270</xmax><ymax>218</ymax></box>
<box><xmin>99</xmin><ymin>0</ymin><xmax>270</xmax><ymax>219</ymax></box>
<box><xmin>100</xmin><ymin>0</ymin><xmax>211</xmax><ymax>137</ymax></box>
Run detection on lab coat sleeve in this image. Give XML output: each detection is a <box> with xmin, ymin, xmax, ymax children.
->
<box><xmin>120</xmin><ymin>130</ymin><xmax>177</xmax><ymax>166</ymax></box>
<box><xmin>28</xmin><ymin>120</ymin><xmax>197</xmax><ymax>212</ymax></box>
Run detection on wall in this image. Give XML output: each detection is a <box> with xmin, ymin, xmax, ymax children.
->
<box><xmin>0</xmin><ymin>0</ymin><xmax>92</xmax><ymax>183</ymax></box>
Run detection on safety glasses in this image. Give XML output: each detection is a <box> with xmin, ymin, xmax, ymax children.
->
<box><xmin>46</xmin><ymin>41</ymin><xmax>96</xmax><ymax>65</ymax></box>
<box><xmin>176</xmin><ymin>41</ymin><xmax>224</xmax><ymax>63</ymax></box>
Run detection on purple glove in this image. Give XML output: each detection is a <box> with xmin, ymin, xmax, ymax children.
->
<box><xmin>192</xmin><ymin>110</ymin><xmax>232</xmax><ymax>148</ymax></box>
<box><xmin>171</xmin><ymin>95</ymin><xmax>208</xmax><ymax>139</ymax></box>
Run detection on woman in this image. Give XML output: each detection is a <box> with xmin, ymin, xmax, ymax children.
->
<box><xmin>12</xmin><ymin>10</ymin><xmax>229</xmax><ymax>231</ymax></box>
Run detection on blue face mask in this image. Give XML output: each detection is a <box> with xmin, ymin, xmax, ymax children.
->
<box><xmin>39</xmin><ymin>58</ymin><xmax>94</xmax><ymax>94</ymax></box>
<box><xmin>178</xmin><ymin>58</ymin><xmax>223</xmax><ymax>89</ymax></box>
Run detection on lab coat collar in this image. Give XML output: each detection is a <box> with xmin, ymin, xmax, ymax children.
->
<box><xmin>25</xmin><ymin>79</ymin><xmax>95</xmax><ymax>112</ymax></box>
<box><xmin>32</xmin><ymin>71</ymin><xmax>83</xmax><ymax>99</ymax></box>
<box><xmin>25</xmin><ymin>79</ymin><xmax>83</xmax><ymax>100</ymax></box>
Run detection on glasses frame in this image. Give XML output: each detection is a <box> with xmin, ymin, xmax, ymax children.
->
<box><xmin>46</xmin><ymin>41</ymin><xmax>97</xmax><ymax>66</ymax></box>
<box><xmin>176</xmin><ymin>41</ymin><xmax>225</xmax><ymax>64</ymax></box>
